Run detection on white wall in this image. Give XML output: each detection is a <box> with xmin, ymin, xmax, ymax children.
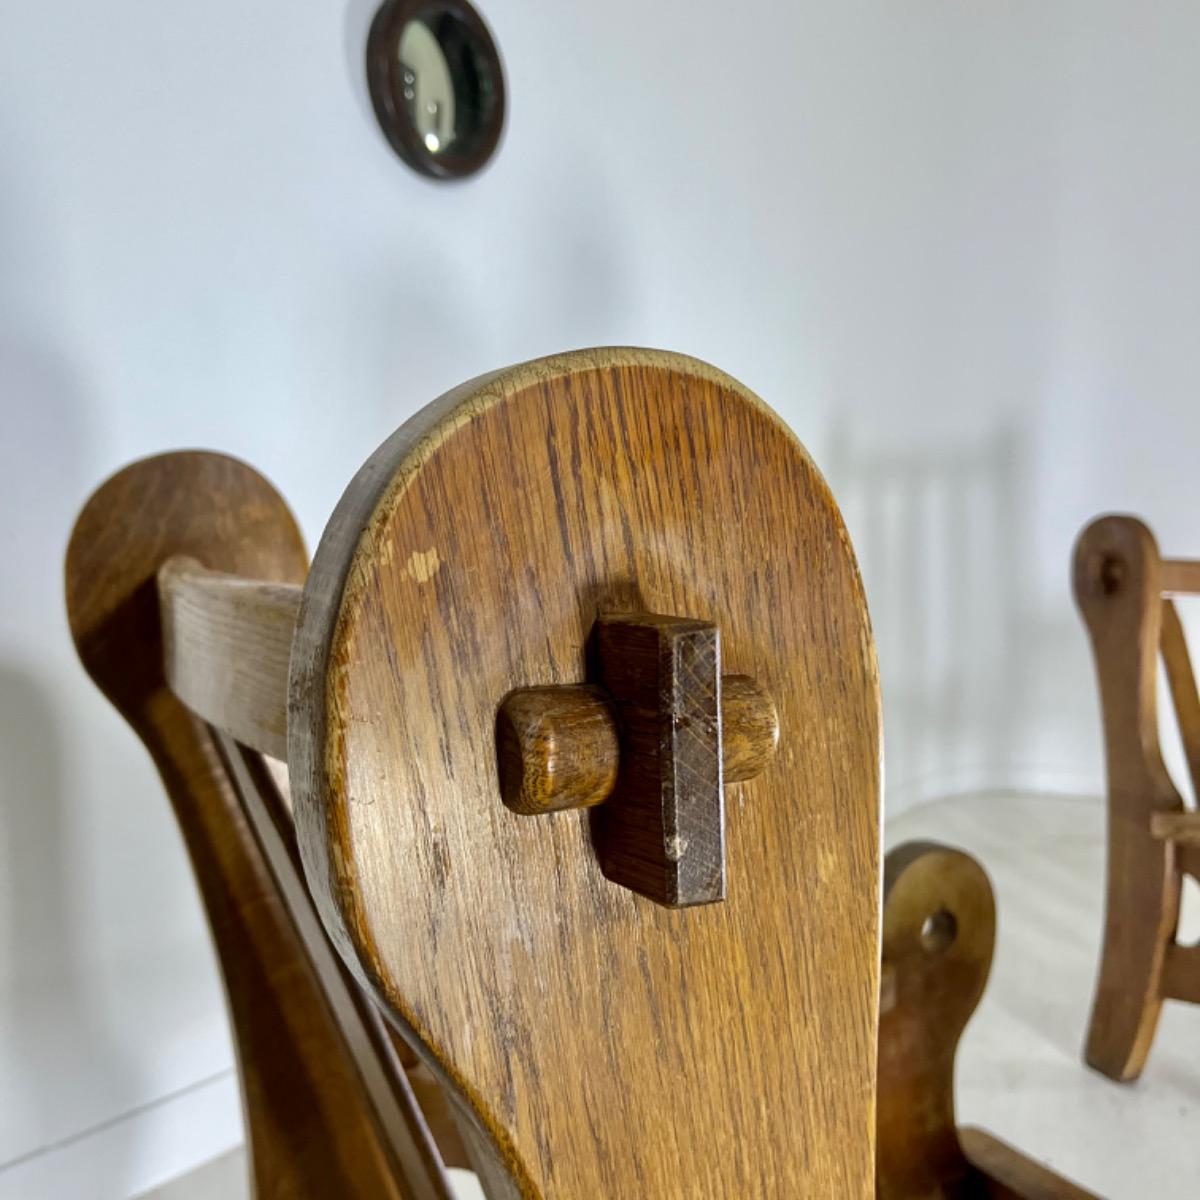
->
<box><xmin>3</xmin><ymin>1</ymin><xmax>1200</xmax><ymax>1193</ymax></box>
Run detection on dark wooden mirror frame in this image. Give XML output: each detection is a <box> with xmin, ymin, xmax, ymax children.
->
<box><xmin>366</xmin><ymin>0</ymin><xmax>506</xmax><ymax>181</ymax></box>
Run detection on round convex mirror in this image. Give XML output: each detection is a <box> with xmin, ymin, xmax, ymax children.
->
<box><xmin>367</xmin><ymin>0</ymin><xmax>506</xmax><ymax>180</ymax></box>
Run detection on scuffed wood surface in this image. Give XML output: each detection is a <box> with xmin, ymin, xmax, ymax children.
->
<box><xmin>591</xmin><ymin>611</ymin><xmax>725</xmax><ymax>908</ymax></box>
<box><xmin>290</xmin><ymin>348</ymin><xmax>882</xmax><ymax>1196</ymax></box>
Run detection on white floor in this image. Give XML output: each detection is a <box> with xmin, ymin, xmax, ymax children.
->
<box><xmin>133</xmin><ymin>1156</ymin><xmax>486</xmax><ymax>1200</ymax></box>
<box><xmin>33</xmin><ymin>794</ymin><xmax>1200</xmax><ymax>1197</ymax></box>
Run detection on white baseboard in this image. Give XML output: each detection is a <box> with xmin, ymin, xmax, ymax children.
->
<box><xmin>0</xmin><ymin>1070</ymin><xmax>242</xmax><ymax>1200</ymax></box>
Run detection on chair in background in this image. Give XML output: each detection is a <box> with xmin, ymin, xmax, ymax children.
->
<box><xmin>1074</xmin><ymin>515</ymin><xmax>1200</xmax><ymax>1082</ymax></box>
<box><xmin>67</xmin><ymin>348</ymin><xmax>1098</xmax><ymax>1197</ymax></box>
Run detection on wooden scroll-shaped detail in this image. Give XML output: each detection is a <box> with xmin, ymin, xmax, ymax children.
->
<box><xmin>878</xmin><ymin>842</ymin><xmax>994</xmax><ymax>1199</ymax></box>
<box><xmin>1073</xmin><ymin>514</ymin><xmax>1200</xmax><ymax>1082</ymax></box>
<box><xmin>497</xmin><ymin>613</ymin><xmax>780</xmax><ymax>907</ymax></box>
<box><xmin>878</xmin><ymin>842</ymin><xmax>1098</xmax><ymax>1200</ymax></box>
<box><xmin>66</xmin><ymin>453</ymin><xmax>452</xmax><ymax>1199</ymax></box>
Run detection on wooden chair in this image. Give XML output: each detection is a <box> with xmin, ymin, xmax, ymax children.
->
<box><xmin>1074</xmin><ymin>515</ymin><xmax>1200</xmax><ymax>1082</ymax></box>
<box><xmin>66</xmin><ymin>348</ymin><xmax>1095</xmax><ymax>1197</ymax></box>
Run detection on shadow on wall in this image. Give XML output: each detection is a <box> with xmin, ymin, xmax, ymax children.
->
<box><xmin>0</xmin><ymin>663</ymin><xmax>140</xmax><ymax>1177</ymax></box>
<box><xmin>0</xmin><ymin>154</ymin><xmax>143</xmax><ymax>1176</ymax></box>
<box><xmin>830</xmin><ymin>412</ymin><xmax>1075</xmax><ymax>816</ymax></box>
<box><xmin>825</xmin><ymin>412</ymin><xmax>1104</xmax><ymax>816</ymax></box>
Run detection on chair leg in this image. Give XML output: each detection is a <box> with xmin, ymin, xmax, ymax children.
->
<box><xmin>1084</xmin><ymin>818</ymin><xmax>1179</xmax><ymax>1081</ymax></box>
<box><xmin>1073</xmin><ymin>516</ymin><xmax>1187</xmax><ymax>1083</ymax></box>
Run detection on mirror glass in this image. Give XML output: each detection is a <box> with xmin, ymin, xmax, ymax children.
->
<box><xmin>398</xmin><ymin>19</ymin><xmax>456</xmax><ymax>154</ymax></box>
<box><xmin>369</xmin><ymin>0</ymin><xmax>505</xmax><ymax>179</ymax></box>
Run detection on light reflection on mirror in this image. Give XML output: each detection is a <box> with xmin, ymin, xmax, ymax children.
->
<box><xmin>398</xmin><ymin>20</ymin><xmax>456</xmax><ymax>155</ymax></box>
<box><xmin>367</xmin><ymin>0</ymin><xmax>505</xmax><ymax>179</ymax></box>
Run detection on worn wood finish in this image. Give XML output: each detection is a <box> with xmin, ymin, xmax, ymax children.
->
<box><xmin>158</xmin><ymin>561</ymin><xmax>780</xmax><ymax>820</ymax></box>
<box><xmin>496</xmin><ymin>672</ymin><xmax>777</xmax><ymax>817</ymax></box>
<box><xmin>215</xmin><ymin>735</ymin><xmax>457</xmax><ymax>1192</ymax></box>
<box><xmin>878</xmin><ymin>842</ymin><xmax>1099</xmax><ymax>1200</ymax></box>
<box><xmin>289</xmin><ymin>348</ymin><xmax>882</xmax><ymax>1196</ymax></box>
<box><xmin>65</xmin><ymin>453</ymin><xmax>450</xmax><ymax>1200</ymax></box>
<box><xmin>720</xmin><ymin>673</ymin><xmax>781</xmax><ymax>782</ymax></box>
<box><xmin>1073</xmin><ymin>515</ymin><xmax>1193</xmax><ymax>1081</ymax></box>
<box><xmin>159</xmin><ymin>556</ymin><xmax>301</xmax><ymax>760</ymax></box>
<box><xmin>591</xmin><ymin>612</ymin><xmax>724</xmax><ymax>907</ymax></box>
<box><xmin>495</xmin><ymin>684</ymin><xmax>620</xmax><ymax>814</ymax></box>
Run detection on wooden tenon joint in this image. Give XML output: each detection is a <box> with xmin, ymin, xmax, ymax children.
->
<box><xmin>496</xmin><ymin>612</ymin><xmax>779</xmax><ymax>908</ymax></box>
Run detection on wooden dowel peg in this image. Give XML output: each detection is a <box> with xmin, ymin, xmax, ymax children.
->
<box><xmin>497</xmin><ymin>673</ymin><xmax>779</xmax><ymax>818</ymax></box>
<box><xmin>721</xmin><ymin>674</ymin><xmax>781</xmax><ymax>783</ymax></box>
<box><xmin>495</xmin><ymin>685</ymin><xmax>620</xmax><ymax>815</ymax></box>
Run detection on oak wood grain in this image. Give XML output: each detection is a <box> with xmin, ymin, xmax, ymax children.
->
<box><xmin>289</xmin><ymin>348</ymin><xmax>883</xmax><ymax>1197</ymax></box>
<box><xmin>720</xmin><ymin>673</ymin><xmax>781</xmax><ymax>783</ymax></box>
<box><xmin>215</xmin><ymin>735</ymin><xmax>456</xmax><ymax>1193</ymax></box>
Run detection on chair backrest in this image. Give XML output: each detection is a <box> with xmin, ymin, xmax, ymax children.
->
<box><xmin>68</xmin><ymin>348</ymin><xmax>883</xmax><ymax>1196</ymax></box>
